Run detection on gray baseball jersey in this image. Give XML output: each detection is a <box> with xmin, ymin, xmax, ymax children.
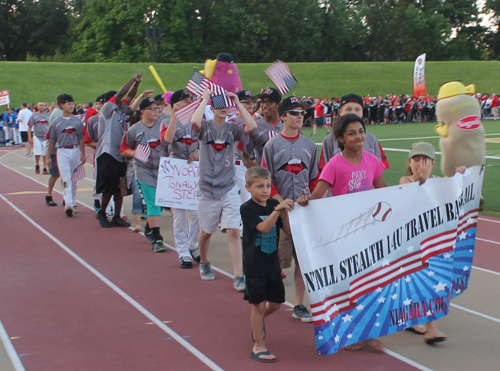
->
<box><xmin>29</xmin><ymin>112</ymin><xmax>50</xmax><ymax>140</ymax></box>
<box><xmin>263</xmin><ymin>134</ymin><xmax>319</xmax><ymax>202</ymax></box>
<box><xmin>196</xmin><ymin>119</ymin><xmax>248</xmax><ymax>199</ymax></box>
<box><xmin>124</xmin><ymin>120</ymin><xmax>168</xmax><ymax>188</ymax></box>
<box><xmin>228</xmin><ymin>116</ymin><xmax>246</xmax><ymax>161</ymax></box>
<box><xmin>48</xmin><ymin>107</ymin><xmax>63</xmax><ymax>155</ymax></box>
<box><xmin>96</xmin><ymin>99</ymin><xmax>128</xmax><ymax>162</ymax></box>
<box><xmin>85</xmin><ymin>115</ymin><xmax>99</xmax><ymax>143</ymax></box>
<box><xmin>162</xmin><ymin>118</ymin><xmax>199</xmax><ymax>160</ymax></box>
<box><xmin>48</xmin><ymin>116</ymin><xmax>84</xmax><ymax>148</ymax></box>
<box><xmin>248</xmin><ymin>117</ymin><xmax>284</xmax><ymax>166</ymax></box>
<box><xmin>321</xmin><ymin>131</ymin><xmax>381</xmax><ymax>167</ymax></box>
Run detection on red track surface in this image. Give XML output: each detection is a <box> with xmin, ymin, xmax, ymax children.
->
<box><xmin>1</xmin><ymin>148</ymin><xmax>499</xmax><ymax>370</ymax></box>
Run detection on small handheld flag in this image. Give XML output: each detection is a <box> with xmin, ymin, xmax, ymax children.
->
<box><xmin>186</xmin><ymin>69</ymin><xmax>233</xmax><ymax>108</ymax></box>
<box><xmin>134</xmin><ymin>143</ymin><xmax>151</xmax><ymax>163</ymax></box>
<box><xmin>176</xmin><ymin>100</ymin><xmax>200</xmax><ymax>126</ymax></box>
<box><xmin>71</xmin><ymin>161</ymin><xmax>86</xmax><ymax>183</ymax></box>
<box><xmin>265</xmin><ymin>60</ymin><xmax>298</xmax><ymax>95</ymax></box>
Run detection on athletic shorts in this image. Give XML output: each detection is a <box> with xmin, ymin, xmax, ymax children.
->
<box><xmin>492</xmin><ymin>107</ymin><xmax>499</xmax><ymax>116</ymax></box>
<box><xmin>20</xmin><ymin>131</ymin><xmax>28</xmax><ymax>143</ymax></box>
<box><xmin>137</xmin><ymin>180</ymin><xmax>162</xmax><ymax>217</ymax></box>
<box><xmin>33</xmin><ymin>136</ymin><xmax>47</xmax><ymax>156</ymax></box>
<box><xmin>96</xmin><ymin>153</ymin><xmax>127</xmax><ymax>194</ymax></box>
<box><xmin>314</xmin><ymin>116</ymin><xmax>325</xmax><ymax>126</ymax></box>
<box><xmin>197</xmin><ymin>184</ymin><xmax>240</xmax><ymax>234</ymax></box>
<box><xmin>244</xmin><ymin>272</ymin><xmax>285</xmax><ymax>304</ymax></box>
<box><xmin>278</xmin><ymin>230</ymin><xmax>297</xmax><ymax>269</ymax></box>
<box><xmin>49</xmin><ymin>153</ymin><xmax>59</xmax><ymax>176</ymax></box>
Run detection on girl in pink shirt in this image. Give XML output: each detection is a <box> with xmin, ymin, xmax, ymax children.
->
<box><xmin>297</xmin><ymin>113</ymin><xmax>386</xmax><ymax>352</ymax></box>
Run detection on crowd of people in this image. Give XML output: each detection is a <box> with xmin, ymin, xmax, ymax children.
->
<box><xmin>2</xmin><ymin>75</ymin><xmax>472</xmax><ymax>363</ymax></box>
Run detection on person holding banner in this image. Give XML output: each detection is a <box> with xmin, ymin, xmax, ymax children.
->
<box><xmin>191</xmin><ymin>88</ymin><xmax>257</xmax><ymax>289</ymax></box>
<box><xmin>297</xmin><ymin>113</ymin><xmax>387</xmax><ymax>352</ymax></box>
<box><xmin>261</xmin><ymin>96</ymin><xmax>316</xmax><ymax>323</ymax></box>
<box><xmin>46</xmin><ymin>94</ymin><xmax>85</xmax><ymax>217</ymax></box>
<box><xmin>162</xmin><ymin>89</ymin><xmax>201</xmax><ymax>268</ymax></box>
<box><xmin>120</xmin><ymin>97</ymin><xmax>169</xmax><ymax>253</ymax></box>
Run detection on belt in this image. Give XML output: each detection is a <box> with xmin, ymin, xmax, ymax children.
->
<box><xmin>235</xmin><ymin>160</ymin><xmax>241</xmax><ymax>165</ymax></box>
<box><xmin>62</xmin><ymin>145</ymin><xmax>77</xmax><ymax>149</ymax></box>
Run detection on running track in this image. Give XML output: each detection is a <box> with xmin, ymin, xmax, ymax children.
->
<box><xmin>1</xmin><ymin>147</ymin><xmax>499</xmax><ymax>371</ymax></box>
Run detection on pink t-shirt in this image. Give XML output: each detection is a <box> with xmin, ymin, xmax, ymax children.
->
<box><xmin>319</xmin><ymin>151</ymin><xmax>385</xmax><ymax>196</ymax></box>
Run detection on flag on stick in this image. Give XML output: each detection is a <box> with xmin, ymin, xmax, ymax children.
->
<box><xmin>413</xmin><ymin>53</ymin><xmax>427</xmax><ymax>96</ymax></box>
<box><xmin>72</xmin><ymin>161</ymin><xmax>86</xmax><ymax>183</ymax></box>
<box><xmin>134</xmin><ymin>143</ymin><xmax>151</xmax><ymax>163</ymax></box>
<box><xmin>176</xmin><ymin>100</ymin><xmax>200</xmax><ymax>126</ymax></box>
<box><xmin>186</xmin><ymin>69</ymin><xmax>233</xmax><ymax>107</ymax></box>
<box><xmin>265</xmin><ymin>60</ymin><xmax>298</xmax><ymax>95</ymax></box>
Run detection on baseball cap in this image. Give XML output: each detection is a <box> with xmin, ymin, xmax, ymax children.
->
<box><xmin>409</xmin><ymin>142</ymin><xmax>435</xmax><ymax>160</ymax></box>
<box><xmin>339</xmin><ymin>93</ymin><xmax>363</xmax><ymax>108</ymax></box>
<box><xmin>139</xmin><ymin>97</ymin><xmax>156</xmax><ymax>110</ymax></box>
<box><xmin>60</xmin><ymin>94</ymin><xmax>74</xmax><ymax>104</ymax></box>
<box><xmin>278</xmin><ymin>96</ymin><xmax>311</xmax><ymax>117</ymax></box>
<box><xmin>256</xmin><ymin>87</ymin><xmax>282</xmax><ymax>103</ymax></box>
<box><xmin>237</xmin><ymin>90</ymin><xmax>254</xmax><ymax>101</ymax></box>
<box><xmin>170</xmin><ymin>90</ymin><xmax>191</xmax><ymax>107</ymax></box>
<box><xmin>154</xmin><ymin>94</ymin><xmax>164</xmax><ymax>104</ymax></box>
<box><xmin>217</xmin><ymin>53</ymin><xmax>234</xmax><ymax>63</ymax></box>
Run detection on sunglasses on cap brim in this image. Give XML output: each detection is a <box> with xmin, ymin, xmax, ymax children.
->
<box><xmin>285</xmin><ymin>110</ymin><xmax>306</xmax><ymax>116</ymax></box>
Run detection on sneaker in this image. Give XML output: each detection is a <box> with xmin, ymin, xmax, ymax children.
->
<box><xmin>292</xmin><ymin>305</ymin><xmax>313</xmax><ymax>323</ymax></box>
<box><xmin>233</xmin><ymin>276</ymin><xmax>245</xmax><ymax>292</ymax></box>
<box><xmin>93</xmin><ymin>199</ymin><xmax>101</xmax><ymax>212</ymax></box>
<box><xmin>327</xmin><ymin>130</ymin><xmax>331</xmax><ymax>134</ymax></box>
<box><xmin>111</xmin><ymin>215</ymin><xmax>130</xmax><ymax>227</ymax></box>
<box><xmin>311</xmin><ymin>133</ymin><xmax>317</xmax><ymax>136</ymax></box>
<box><xmin>65</xmin><ymin>206</ymin><xmax>74</xmax><ymax>217</ymax></box>
<box><xmin>190</xmin><ymin>248</ymin><xmax>201</xmax><ymax>264</ymax></box>
<box><xmin>145</xmin><ymin>229</ymin><xmax>156</xmax><ymax>244</ymax></box>
<box><xmin>22</xmin><ymin>152</ymin><xmax>31</xmax><ymax>156</ymax></box>
<box><xmin>152</xmin><ymin>240</ymin><xmax>166</xmax><ymax>253</ymax></box>
<box><xmin>42</xmin><ymin>168</ymin><xmax>48</xmax><ymax>175</ymax></box>
<box><xmin>6</xmin><ymin>142</ymin><xmax>13</xmax><ymax>147</ymax></box>
<box><xmin>121</xmin><ymin>215</ymin><xmax>128</xmax><ymax>221</ymax></box>
<box><xmin>97</xmin><ymin>211</ymin><xmax>111</xmax><ymax>228</ymax></box>
<box><xmin>180</xmin><ymin>256</ymin><xmax>193</xmax><ymax>269</ymax></box>
<box><xmin>35</xmin><ymin>165</ymin><xmax>40</xmax><ymax>174</ymax></box>
<box><xmin>45</xmin><ymin>196</ymin><xmax>57</xmax><ymax>206</ymax></box>
<box><xmin>73</xmin><ymin>206</ymin><xmax>79</xmax><ymax>214</ymax></box>
<box><xmin>200</xmin><ymin>262</ymin><xmax>215</xmax><ymax>280</ymax></box>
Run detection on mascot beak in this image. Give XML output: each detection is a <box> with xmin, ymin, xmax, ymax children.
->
<box><xmin>434</xmin><ymin>123</ymin><xmax>449</xmax><ymax>138</ymax></box>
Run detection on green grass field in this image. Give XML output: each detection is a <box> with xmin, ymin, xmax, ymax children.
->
<box><xmin>1</xmin><ymin>60</ymin><xmax>499</xmax><ymax>213</ymax></box>
<box><xmin>301</xmin><ymin>121</ymin><xmax>500</xmax><ymax>215</ymax></box>
<box><xmin>2</xmin><ymin>61</ymin><xmax>500</xmax><ymax>107</ymax></box>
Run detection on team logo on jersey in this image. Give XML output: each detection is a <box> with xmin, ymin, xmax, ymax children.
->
<box><xmin>39</xmin><ymin>120</ymin><xmax>48</xmax><ymax>125</ymax></box>
<box><xmin>62</xmin><ymin>127</ymin><xmax>76</xmax><ymax>134</ymax></box>
<box><xmin>277</xmin><ymin>159</ymin><xmax>308</xmax><ymax>175</ymax></box>
<box><xmin>148</xmin><ymin>139</ymin><xmax>161</xmax><ymax>149</ymax></box>
<box><xmin>206</xmin><ymin>140</ymin><xmax>231</xmax><ymax>152</ymax></box>
<box><xmin>175</xmin><ymin>135</ymin><xmax>196</xmax><ymax>146</ymax></box>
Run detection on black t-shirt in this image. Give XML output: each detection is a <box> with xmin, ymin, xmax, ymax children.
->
<box><xmin>240</xmin><ymin>198</ymin><xmax>283</xmax><ymax>277</ymax></box>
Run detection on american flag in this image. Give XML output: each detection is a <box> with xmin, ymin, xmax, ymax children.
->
<box><xmin>176</xmin><ymin>100</ymin><xmax>200</xmax><ymax>126</ymax></box>
<box><xmin>265</xmin><ymin>60</ymin><xmax>298</xmax><ymax>95</ymax></box>
<box><xmin>134</xmin><ymin>143</ymin><xmax>151</xmax><ymax>163</ymax></box>
<box><xmin>185</xmin><ymin>69</ymin><xmax>233</xmax><ymax>108</ymax></box>
<box><xmin>71</xmin><ymin>162</ymin><xmax>86</xmax><ymax>183</ymax></box>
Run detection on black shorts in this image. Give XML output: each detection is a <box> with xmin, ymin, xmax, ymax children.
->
<box><xmin>96</xmin><ymin>153</ymin><xmax>127</xmax><ymax>194</ymax></box>
<box><xmin>244</xmin><ymin>272</ymin><xmax>285</xmax><ymax>304</ymax></box>
<box><xmin>49</xmin><ymin>153</ymin><xmax>59</xmax><ymax>176</ymax></box>
<box><xmin>20</xmin><ymin>131</ymin><xmax>28</xmax><ymax>142</ymax></box>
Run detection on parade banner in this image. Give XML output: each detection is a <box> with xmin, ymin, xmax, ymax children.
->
<box><xmin>413</xmin><ymin>53</ymin><xmax>427</xmax><ymax>96</ymax></box>
<box><xmin>0</xmin><ymin>90</ymin><xmax>10</xmax><ymax>106</ymax></box>
<box><xmin>289</xmin><ymin>166</ymin><xmax>484</xmax><ymax>355</ymax></box>
<box><xmin>155</xmin><ymin>157</ymin><xmax>199</xmax><ymax>210</ymax></box>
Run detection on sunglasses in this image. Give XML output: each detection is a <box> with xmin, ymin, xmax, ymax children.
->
<box><xmin>286</xmin><ymin>110</ymin><xmax>306</xmax><ymax>116</ymax></box>
<box><xmin>240</xmin><ymin>100</ymin><xmax>255</xmax><ymax>104</ymax></box>
<box><xmin>144</xmin><ymin>106</ymin><xmax>160</xmax><ymax>111</ymax></box>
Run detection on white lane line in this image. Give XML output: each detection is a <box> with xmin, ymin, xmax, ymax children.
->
<box><xmin>477</xmin><ymin>237</ymin><xmax>500</xmax><ymax>246</ymax></box>
<box><xmin>0</xmin><ymin>319</ymin><xmax>26</xmax><ymax>371</ymax></box>
<box><xmin>0</xmin><ymin>193</ymin><xmax>224</xmax><ymax>371</ymax></box>
<box><xmin>478</xmin><ymin>217</ymin><xmax>500</xmax><ymax>224</ymax></box>
<box><xmin>383</xmin><ymin>349</ymin><xmax>434</xmax><ymax>371</ymax></box>
<box><xmin>473</xmin><ymin>266</ymin><xmax>500</xmax><ymax>276</ymax></box>
<box><xmin>450</xmin><ymin>303</ymin><xmax>500</xmax><ymax>324</ymax></box>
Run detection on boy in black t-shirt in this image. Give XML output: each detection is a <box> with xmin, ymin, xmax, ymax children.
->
<box><xmin>240</xmin><ymin>166</ymin><xmax>293</xmax><ymax>363</ymax></box>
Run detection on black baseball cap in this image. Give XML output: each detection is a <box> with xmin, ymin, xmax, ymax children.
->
<box><xmin>256</xmin><ymin>87</ymin><xmax>282</xmax><ymax>103</ymax></box>
<box><xmin>60</xmin><ymin>94</ymin><xmax>74</xmax><ymax>104</ymax></box>
<box><xmin>339</xmin><ymin>93</ymin><xmax>363</xmax><ymax>108</ymax></box>
<box><xmin>237</xmin><ymin>90</ymin><xmax>254</xmax><ymax>101</ymax></box>
<box><xmin>95</xmin><ymin>95</ymin><xmax>102</xmax><ymax>103</ymax></box>
<box><xmin>154</xmin><ymin>94</ymin><xmax>164</xmax><ymax>104</ymax></box>
<box><xmin>170</xmin><ymin>90</ymin><xmax>191</xmax><ymax>107</ymax></box>
<box><xmin>217</xmin><ymin>53</ymin><xmax>234</xmax><ymax>63</ymax></box>
<box><xmin>139</xmin><ymin>97</ymin><xmax>156</xmax><ymax>110</ymax></box>
<box><xmin>278</xmin><ymin>96</ymin><xmax>311</xmax><ymax>117</ymax></box>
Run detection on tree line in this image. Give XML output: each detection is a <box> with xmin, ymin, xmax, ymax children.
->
<box><xmin>2</xmin><ymin>0</ymin><xmax>500</xmax><ymax>63</ymax></box>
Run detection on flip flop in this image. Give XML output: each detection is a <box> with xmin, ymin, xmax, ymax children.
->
<box><xmin>362</xmin><ymin>339</ymin><xmax>385</xmax><ymax>353</ymax></box>
<box><xmin>250</xmin><ymin>351</ymin><xmax>276</xmax><ymax>363</ymax></box>
<box><xmin>405</xmin><ymin>324</ymin><xmax>427</xmax><ymax>335</ymax></box>
<box><xmin>425</xmin><ymin>332</ymin><xmax>447</xmax><ymax>345</ymax></box>
<box><xmin>251</xmin><ymin>321</ymin><xmax>266</xmax><ymax>343</ymax></box>
<box><xmin>342</xmin><ymin>343</ymin><xmax>363</xmax><ymax>351</ymax></box>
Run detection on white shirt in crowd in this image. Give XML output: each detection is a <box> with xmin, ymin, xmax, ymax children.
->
<box><xmin>17</xmin><ymin>108</ymin><xmax>33</xmax><ymax>132</ymax></box>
